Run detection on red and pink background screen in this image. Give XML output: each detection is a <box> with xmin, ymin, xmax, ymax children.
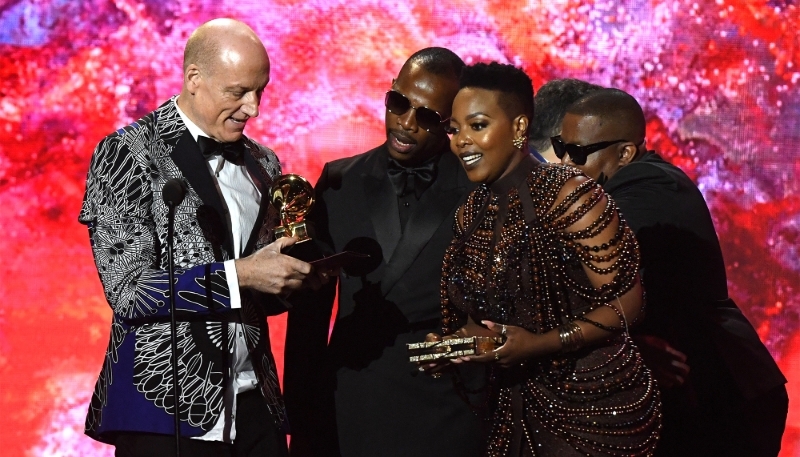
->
<box><xmin>1</xmin><ymin>0</ymin><xmax>799</xmax><ymax>455</ymax></box>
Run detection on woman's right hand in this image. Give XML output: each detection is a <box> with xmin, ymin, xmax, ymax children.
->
<box><xmin>419</xmin><ymin>316</ymin><xmax>507</xmax><ymax>373</ymax></box>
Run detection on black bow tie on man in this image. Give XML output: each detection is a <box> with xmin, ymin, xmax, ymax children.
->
<box><xmin>387</xmin><ymin>157</ymin><xmax>437</xmax><ymax>199</ymax></box>
<box><xmin>197</xmin><ymin>135</ymin><xmax>246</xmax><ymax>164</ymax></box>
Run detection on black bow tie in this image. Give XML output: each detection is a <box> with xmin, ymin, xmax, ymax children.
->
<box><xmin>387</xmin><ymin>158</ymin><xmax>437</xmax><ymax>199</ymax></box>
<box><xmin>197</xmin><ymin>136</ymin><xmax>245</xmax><ymax>164</ymax></box>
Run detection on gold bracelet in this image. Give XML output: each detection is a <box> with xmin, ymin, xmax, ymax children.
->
<box><xmin>559</xmin><ymin>321</ymin><xmax>584</xmax><ymax>353</ymax></box>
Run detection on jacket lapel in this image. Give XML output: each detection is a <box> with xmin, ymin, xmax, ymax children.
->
<box><xmin>380</xmin><ymin>151</ymin><xmax>468</xmax><ymax>295</ymax></box>
<box><xmin>242</xmin><ymin>147</ymin><xmax>274</xmax><ymax>256</ymax></box>
<box><xmin>165</xmin><ymin>111</ymin><xmax>235</xmax><ymax>258</ymax></box>
<box><xmin>363</xmin><ymin>146</ymin><xmax>402</xmax><ymax>263</ymax></box>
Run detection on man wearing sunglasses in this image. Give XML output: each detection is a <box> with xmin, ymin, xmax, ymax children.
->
<box><xmin>284</xmin><ymin>48</ymin><xmax>482</xmax><ymax>457</ymax></box>
<box><xmin>528</xmin><ymin>78</ymin><xmax>602</xmax><ymax>163</ymax></box>
<box><xmin>559</xmin><ymin>88</ymin><xmax>788</xmax><ymax>457</ymax></box>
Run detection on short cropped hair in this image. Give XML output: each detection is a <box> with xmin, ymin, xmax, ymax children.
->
<box><xmin>458</xmin><ymin>62</ymin><xmax>535</xmax><ymax>134</ymax></box>
<box><xmin>566</xmin><ymin>88</ymin><xmax>647</xmax><ymax>141</ymax></box>
<box><xmin>406</xmin><ymin>47</ymin><xmax>465</xmax><ymax>79</ymax></box>
<box><xmin>528</xmin><ymin>78</ymin><xmax>603</xmax><ymax>152</ymax></box>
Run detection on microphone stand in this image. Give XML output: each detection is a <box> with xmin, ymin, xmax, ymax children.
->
<box><xmin>166</xmin><ymin>201</ymin><xmax>182</xmax><ymax>457</ymax></box>
<box><xmin>163</xmin><ymin>179</ymin><xmax>186</xmax><ymax>457</ymax></box>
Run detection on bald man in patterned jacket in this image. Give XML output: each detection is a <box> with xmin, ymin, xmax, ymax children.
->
<box><xmin>79</xmin><ymin>18</ymin><xmax>323</xmax><ymax>457</ymax></box>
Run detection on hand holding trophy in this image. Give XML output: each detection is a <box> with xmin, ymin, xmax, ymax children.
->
<box><xmin>233</xmin><ymin>173</ymin><xmax>317</xmax><ymax>295</ymax></box>
<box><xmin>270</xmin><ymin>173</ymin><xmax>369</xmax><ymax>270</ymax></box>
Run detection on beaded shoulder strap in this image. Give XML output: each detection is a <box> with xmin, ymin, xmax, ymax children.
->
<box><xmin>458</xmin><ymin>186</ymin><xmax>491</xmax><ymax>240</ymax></box>
<box><xmin>518</xmin><ymin>179</ymin><xmax>538</xmax><ymax>225</ymax></box>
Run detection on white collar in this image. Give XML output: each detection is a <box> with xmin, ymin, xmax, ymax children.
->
<box><xmin>174</xmin><ymin>96</ymin><xmax>211</xmax><ymax>142</ymax></box>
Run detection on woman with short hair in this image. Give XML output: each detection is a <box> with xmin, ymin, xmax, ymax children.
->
<box><xmin>433</xmin><ymin>62</ymin><xmax>661</xmax><ymax>456</ymax></box>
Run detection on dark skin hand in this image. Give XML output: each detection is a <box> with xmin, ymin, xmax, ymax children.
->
<box><xmin>420</xmin><ymin>315</ymin><xmax>561</xmax><ymax>372</ymax></box>
<box><xmin>453</xmin><ymin>319</ymin><xmax>561</xmax><ymax>367</ymax></box>
<box><xmin>423</xmin><ymin>283</ymin><xmax>642</xmax><ymax>372</ymax></box>
<box><xmin>633</xmin><ymin>334</ymin><xmax>690</xmax><ymax>388</ymax></box>
<box><xmin>420</xmin><ymin>316</ymin><xmax>497</xmax><ymax>373</ymax></box>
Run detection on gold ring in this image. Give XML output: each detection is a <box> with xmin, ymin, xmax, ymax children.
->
<box><xmin>501</xmin><ymin>325</ymin><xmax>507</xmax><ymax>336</ymax></box>
<box><xmin>431</xmin><ymin>372</ymin><xmax>442</xmax><ymax>379</ymax></box>
<box><xmin>494</xmin><ymin>351</ymin><xmax>500</xmax><ymax>361</ymax></box>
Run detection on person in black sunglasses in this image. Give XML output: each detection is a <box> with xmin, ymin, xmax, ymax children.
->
<box><xmin>561</xmin><ymin>88</ymin><xmax>788</xmax><ymax>457</ymax></box>
<box><xmin>528</xmin><ymin>78</ymin><xmax>602</xmax><ymax>163</ymax></box>
<box><xmin>284</xmin><ymin>48</ymin><xmax>484</xmax><ymax>457</ymax></box>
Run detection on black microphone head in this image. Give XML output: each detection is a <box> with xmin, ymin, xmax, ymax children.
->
<box><xmin>162</xmin><ymin>178</ymin><xmax>187</xmax><ymax>207</ymax></box>
<box><xmin>342</xmin><ymin>236</ymin><xmax>383</xmax><ymax>277</ymax></box>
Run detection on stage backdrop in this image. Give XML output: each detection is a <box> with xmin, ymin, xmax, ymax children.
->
<box><xmin>0</xmin><ymin>0</ymin><xmax>798</xmax><ymax>455</ymax></box>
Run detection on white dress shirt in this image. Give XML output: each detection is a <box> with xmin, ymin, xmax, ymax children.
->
<box><xmin>175</xmin><ymin>99</ymin><xmax>260</xmax><ymax>442</ymax></box>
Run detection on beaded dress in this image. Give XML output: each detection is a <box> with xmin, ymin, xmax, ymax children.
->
<box><xmin>441</xmin><ymin>155</ymin><xmax>661</xmax><ymax>456</ymax></box>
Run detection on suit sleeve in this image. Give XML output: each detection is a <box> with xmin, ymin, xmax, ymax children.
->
<box><xmin>283</xmin><ymin>163</ymin><xmax>340</xmax><ymax>455</ymax></box>
<box><xmin>604</xmin><ymin>165</ymin><xmax>674</xmax><ymax>234</ymax></box>
<box><xmin>79</xmin><ymin>135</ymin><xmax>233</xmax><ymax>324</ymax></box>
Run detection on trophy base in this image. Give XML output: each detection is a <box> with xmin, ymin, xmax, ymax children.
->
<box><xmin>407</xmin><ymin>336</ymin><xmax>505</xmax><ymax>363</ymax></box>
<box><xmin>275</xmin><ymin>222</ymin><xmax>311</xmax><ymax>243</ymax></box>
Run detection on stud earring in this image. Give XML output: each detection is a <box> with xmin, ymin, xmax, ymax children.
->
<box><xmin>512</xmin><ymin>136</ymin><xmax>526</xmax><ymax>149</ymax></box>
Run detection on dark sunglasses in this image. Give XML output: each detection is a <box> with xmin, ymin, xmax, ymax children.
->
<box><xmin>385</xmin><ymin>90</ymin><xmax>449</xmax><ymax>132</ymax></box>
<box><xmin>550</xmin><ymin>136</ymin><xmax>627</xmax><ymax>165</ymax></box>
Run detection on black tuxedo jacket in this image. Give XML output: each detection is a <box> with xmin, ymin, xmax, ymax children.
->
<box><xmin>606</xmin><ymin>151</ymin><xmax>785</xmax><ymax>404</ymax></box>
<box><xmin>285</xmin><ymin>145</ymin><xmax>484</xmax><ymax>457</ymax></box>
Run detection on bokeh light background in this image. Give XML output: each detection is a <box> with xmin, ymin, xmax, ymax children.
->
<box><xmin>0</xmin><ymin>0</ymin><xmax>799</xmax><ymax>455</ymax></box>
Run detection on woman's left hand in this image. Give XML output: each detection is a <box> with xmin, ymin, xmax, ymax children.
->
<box><xmin>456</xmin><ymin>320</ymin><xmax>542</xmax><ymax>367</ymax></box>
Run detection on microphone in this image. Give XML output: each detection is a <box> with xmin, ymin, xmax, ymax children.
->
<box><xmin>162</xmin><ymin>177</ymin><xmax>186</xmax><ymax>457</ymax></box>
<box><xmin>342</xmin><ymin>236</ymin><xmax>383</xmax><ymax>277</ymax></box>
<box><xmin>163</xmin><ymin>178</ymin><xmax>187</xmax><ymax>207</ymax></box>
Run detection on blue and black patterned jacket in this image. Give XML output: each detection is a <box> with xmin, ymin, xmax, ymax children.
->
<box><xmin>79</xmin><ymin>97</ymin><xmax>287</xmax><ymax>443</ymax></box>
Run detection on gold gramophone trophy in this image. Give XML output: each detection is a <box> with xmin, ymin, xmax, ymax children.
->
<box><xmin>271</xmin><ymin>174</ymin><xmax>314</xmax><ymax>242</ymax></box>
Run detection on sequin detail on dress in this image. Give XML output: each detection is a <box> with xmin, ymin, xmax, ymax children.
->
<box><xmin>441</xmin><ymin>159</ymin><xmax>661</xmax><ymax>456</ymax></box>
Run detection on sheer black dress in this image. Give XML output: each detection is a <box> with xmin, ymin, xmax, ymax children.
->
<box><xmin>441</xmin><ymin>155</ymin><xmax>661</xmax><ymax>456</ymax></box>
